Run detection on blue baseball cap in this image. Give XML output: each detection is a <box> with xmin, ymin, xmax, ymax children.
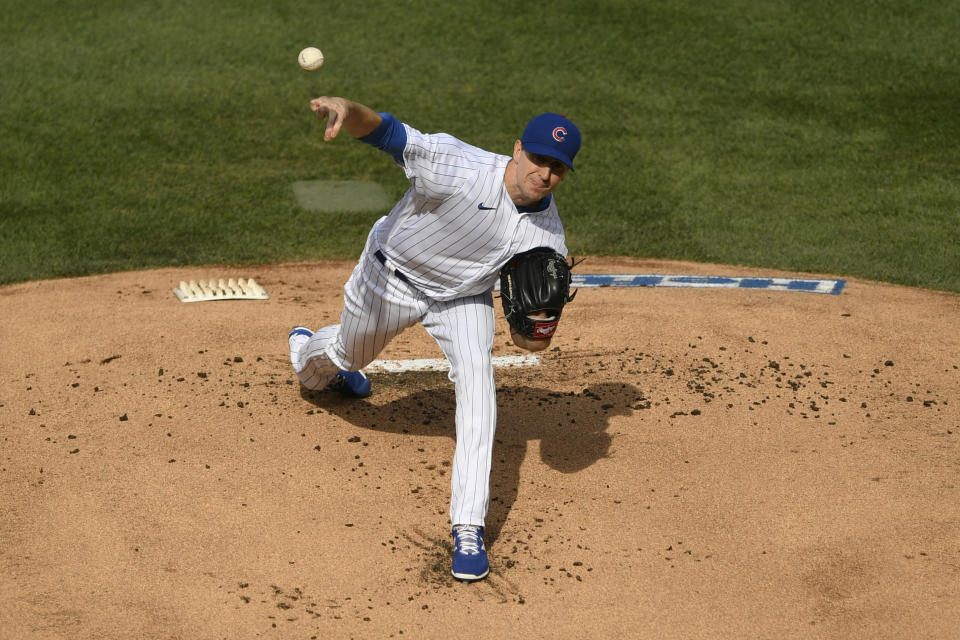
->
<box><xmin>521</xmin><ymin>112</ymin><xmax>582</xmax><ymax>170</ymax></box>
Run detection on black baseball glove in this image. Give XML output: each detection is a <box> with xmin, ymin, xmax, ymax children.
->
<box><xmin>499</xmin><ymin>247</ymin><xmax>577</xmax><ymax>339</ymax></box>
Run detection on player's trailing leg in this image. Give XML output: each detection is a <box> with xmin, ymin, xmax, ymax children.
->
<box><xmin>288</xmin><ymin>326</ymin><xmax>371</xmax><ymax>398</ymax></box>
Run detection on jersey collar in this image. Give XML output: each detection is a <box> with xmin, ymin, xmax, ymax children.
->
<box><xmin>516</xmin><ymin>194</ymin><xmax>553</xmax><ymax>214</ymax></box>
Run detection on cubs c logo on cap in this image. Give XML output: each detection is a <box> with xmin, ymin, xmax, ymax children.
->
<box><xmin>522</xmin><ymin>113</ymin><xmax>581</xmax><ymax>170</ymax></box>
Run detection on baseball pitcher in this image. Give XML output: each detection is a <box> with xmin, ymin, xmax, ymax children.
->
<box><xmin>288</xmin><ymin>96</ymin><xmax>581</xmax><ymax>581</ymax></box>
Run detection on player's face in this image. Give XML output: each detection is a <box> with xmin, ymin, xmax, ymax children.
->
<box><xmin>511</xmin><ymin>310</ymin><xmax>554</xmax><ymax>352</ymax></box>
<box><xmin>509</xmin><ymin>141</ymin><xmax>569</xmax><ymax>205</ymax></box>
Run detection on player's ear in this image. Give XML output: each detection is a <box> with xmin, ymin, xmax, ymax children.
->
<box><xmin>513</xmin><ymin>140</ymin><xmax>523</xmax><ymax>160</ymax></box>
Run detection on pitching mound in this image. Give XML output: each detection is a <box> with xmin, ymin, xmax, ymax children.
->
<box><xmin>1</xmin><ymin>258</ymin><xmax>957</xmax><ymax>639</ymax></box>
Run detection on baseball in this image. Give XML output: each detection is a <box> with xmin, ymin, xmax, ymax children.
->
<box><xmin>298</xmin><ymin>47</ymin><xmax>324</xmax><ymax>71</ymax></box>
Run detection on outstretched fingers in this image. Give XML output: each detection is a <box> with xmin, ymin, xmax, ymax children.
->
<box><xmin>309</xmin><ymin>96</ymin><xmax>347</xmax><ymax>141</ymax></box>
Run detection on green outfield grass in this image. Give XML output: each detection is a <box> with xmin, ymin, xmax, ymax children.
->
<box><xmin>2</xmin><ymin>0</ymin><xmax>959</xmax><ymax>291</ymax></box>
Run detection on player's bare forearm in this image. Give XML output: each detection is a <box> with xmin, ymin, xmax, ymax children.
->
<box><xmin>511</xmin><ymin>332</ymin><xmax>552</xmax><ymax>352</ymax></box>
<box><xmin>309</xmin><ymin>97</ymin><xmax>382</xmax><ymax>141</ymax></box>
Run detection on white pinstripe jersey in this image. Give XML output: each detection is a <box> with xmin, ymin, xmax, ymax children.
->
<box><xmin>372</xmin><ymin>123</ymin><xmax>567</xmax><ymax>301</ymax></box>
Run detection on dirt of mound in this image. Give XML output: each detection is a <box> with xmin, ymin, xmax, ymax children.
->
<box><xmin>1</xmin><ymin>258</ymin><xmax>958</xmax><ymax>639</ymax></box>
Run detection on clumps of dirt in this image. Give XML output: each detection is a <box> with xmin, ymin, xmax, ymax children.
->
<box><xmin>531</xmin><ymin>336</ymin><xmax>954</xmax><ymax>434</ymax></box>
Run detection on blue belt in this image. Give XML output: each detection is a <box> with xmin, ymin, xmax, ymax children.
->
<box><xmin>374</xmin><ymin>249</ymin><xmax>411</xmax><ymax>284</ymax></box>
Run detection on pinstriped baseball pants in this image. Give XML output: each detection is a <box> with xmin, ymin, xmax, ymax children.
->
<box><xmin>291</xmin><ymin>239</ymin><xmax>497</xmax><ymax>528</ymax></box>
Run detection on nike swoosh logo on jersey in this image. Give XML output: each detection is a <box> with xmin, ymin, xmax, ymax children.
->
<box><xmin>477</xmin><ymin>203</ymin><xmax>496</xmax><ymax>210</ymax></box>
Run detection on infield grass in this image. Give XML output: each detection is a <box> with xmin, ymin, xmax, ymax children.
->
<box><xmin>2</xmin><ymin>0</ymin><xmax>959</xmax><ymax>291</ymax></box>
